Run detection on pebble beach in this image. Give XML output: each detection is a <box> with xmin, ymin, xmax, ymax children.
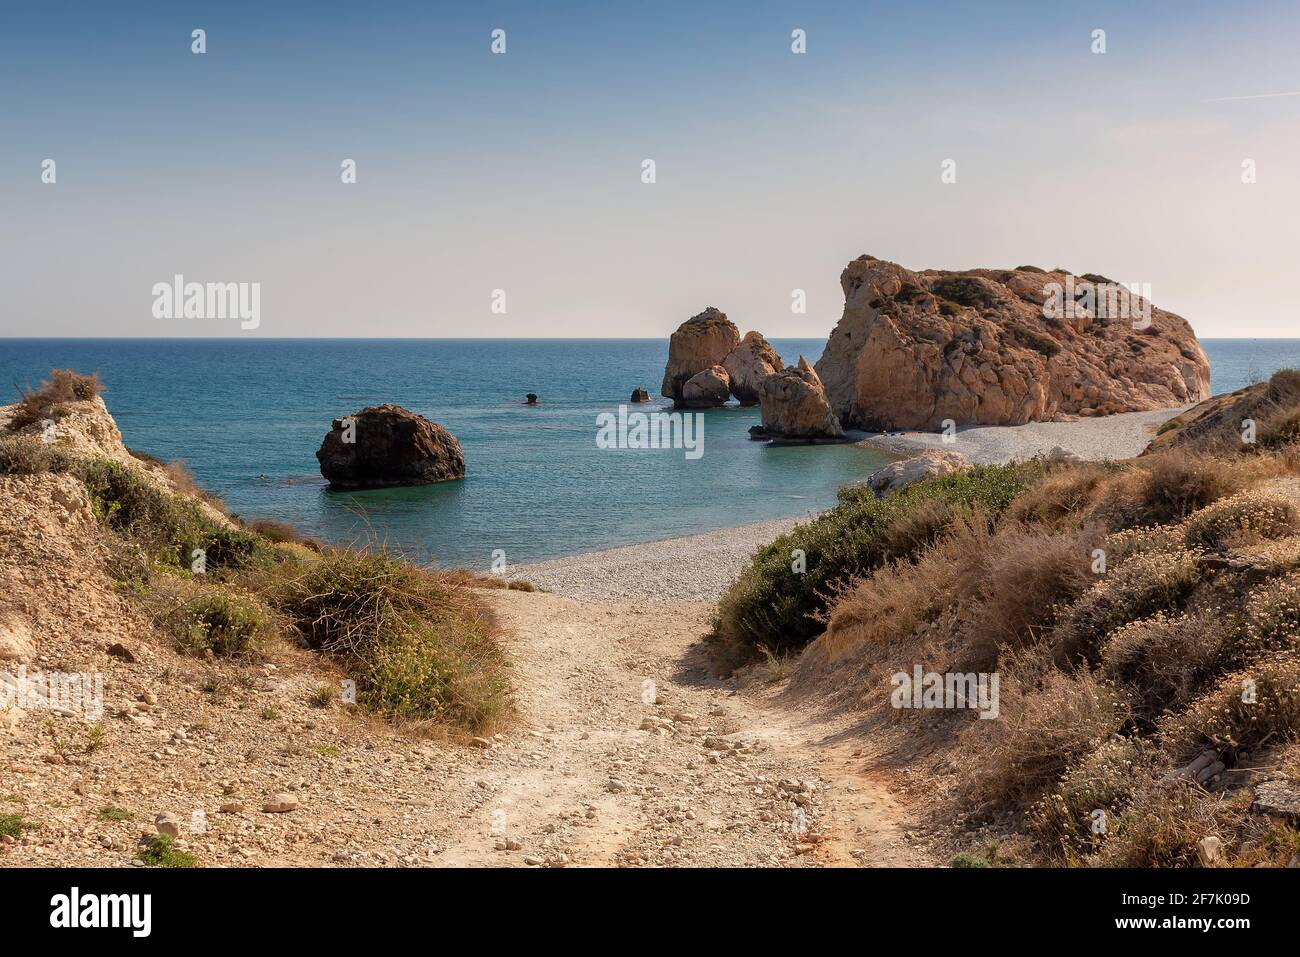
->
<box><xmin>514</xmin><ymin>406</ymin><xmax>1189</xmax><ymax>601</ymax></box>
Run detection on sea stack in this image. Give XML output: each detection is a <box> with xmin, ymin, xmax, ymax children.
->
<box><xmin>723</xmin><ymin>331</ymin><xmax>784</xmax><ymax>406</ymax></box>
<box><xmin>316</xmin><ymin>404</ymin><xmax>465</xmax><ymax>489</ymax></box>
<box><xmin>814</xmin><ymin>256</ymin><xmax>1212</xmax><ymax>431</ymax></box>
<box><xmin>756</xmin><ymin>357</ymin><xmax>845</xmax><ymax>443</ymax></box>
<box><xmin>661</xmin><ymin>307</ymin><xmax>741</xmax><ymax>405</ymax></box>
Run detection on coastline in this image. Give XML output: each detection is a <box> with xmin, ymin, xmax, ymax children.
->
<box><xmin>513</xmin><ymin>406</ymin><xmax>1190</xmax><ymax>601</ymax></box>
<box><xmin>508</xmin><ymin>516</ymin><xmax>806</xmax><ymax>602</ymax></box>
<box><xmin>852</xmin><ymin>405</ymin><xmax>1188</xmax><ymax>465</ymax></box>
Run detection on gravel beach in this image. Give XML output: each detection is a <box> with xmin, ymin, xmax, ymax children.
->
<box><xmin>514</xmin><ymin>406</ymin><xmax>1189</xmax><ymax>602</ymax></box>
<box><xmin>509</xmin><ymin>517</ymin><xmax>805</xmax><ymax>602</ymax></box>
<box><xmin>854</xmin><ymin>406</ymin><xmax>1189</xmax><ymax>465</ymax></box>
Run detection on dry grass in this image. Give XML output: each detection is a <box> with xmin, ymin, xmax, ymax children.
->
<box><xmin>1181</xmin><ymin>489</ymin><xmax>1299</xmax><ymax>550</ymax></box>
<box><xmin>163</xmin><ymin>459</ymin><xmax>228</xmax><ymax>511</ymax></box>
<box><xmin>0</xmin><ymin>434</ymin><xmax>73</xmax><ymax>475</ymax></box>
<box><xmin>955</xmin><ymin>663</ymin><xmax>1130</xmax><ymax>813</ymax></box>
<box><xmin>266</xmin><ymin>548</ymin><xmax>511</xmax><ymax>733</ymax></box>
<box><xmin>7</xmin><ymin>369</ymin><xmax>103</xmax><ymax>431</ymax></box>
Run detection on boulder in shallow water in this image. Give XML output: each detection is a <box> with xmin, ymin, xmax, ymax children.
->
<box><xmin>757</xmin><ymin>357</ymin><xmax>845</xmax><ymax>442</ymax></box>
<box><xmin>680</xmin><ymin>365</ymin><xmax>732</xmax><ymax>409</ymax></box>
<box><xmin>316</xmin><ymin>404</ymin><xmax>465</xmax><ymax>489</ymax></box>
<box><xmin>630</xmin><ymin>387</ymin><xmax>651</xmax><ymax>403</ymax></box>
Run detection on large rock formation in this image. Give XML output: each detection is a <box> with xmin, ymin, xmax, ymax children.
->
<box><xmin>724</xmin><ymin>332</ymin><xmax>784</xmax><ymax>406</ymax></box>
<box><xmin>757</xmin><ymin>357</ymin><xmax>845</xmax><ymax>442</ymax></box>
<box><xmin>316</xmin><ymin>404</ymin><xmax>465</xmax><ymax>489</ymax></box>
<box><xmin>661</xmin><ymin>308</ymin><xmax>741</xmax><ymax>404</ymax></box>
<box><xmin>815</xmin><ymin>256</ymin><xmax>1212</xmax><ymax>430</ymax></box>
<box><xmin>866</xmin><ymin>449</ymin><xmax>969</xmax><ymax>498</ymax></box>
<box><xmin>680</xmin><ymin>365</ymin><xmax>732</xmax><ymax>409</ymax></box>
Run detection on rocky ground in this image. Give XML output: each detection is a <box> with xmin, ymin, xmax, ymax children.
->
<box><xmin>1</xmin><ymin>582</ymin><xmax>927</xmax><ymax>868</ymax></box>
<box><xmin>0</xmin><ymin>400</ymin><xmax>927</xmax><ymax>867</ymax></box>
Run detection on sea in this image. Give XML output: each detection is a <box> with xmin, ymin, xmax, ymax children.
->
<box><xmin>3</xmin><ymin>338</ymin><xmax>1298</xmax><ymax>569</ymax></box>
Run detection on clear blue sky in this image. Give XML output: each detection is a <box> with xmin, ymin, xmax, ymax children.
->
<box><xmin>3</xmin><ymin>0</ymin><xmax>1299</xmax><ymax>337</ymax></box>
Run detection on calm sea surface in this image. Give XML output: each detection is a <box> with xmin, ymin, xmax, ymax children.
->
<box><xmin>2</xmin><ymin>338</ymin><xmax>1297</xmax><ymax>568</ymax></box>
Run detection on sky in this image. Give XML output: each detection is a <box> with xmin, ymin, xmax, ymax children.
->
<box><xmin>2</xmin><ymin>0</ymin><xmax>1299</xmax><ymax>339</ymax></box>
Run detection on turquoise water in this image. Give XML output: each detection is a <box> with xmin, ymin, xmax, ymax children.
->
<box><xmin>0</xmin><ymin>339</ymin><xmax>889</xmax><ymax>567</ymax></box>
<box><xmin>3</xmin><ymin>338</ymin><xmax>1297</xmax><ymax>568</ymax></box>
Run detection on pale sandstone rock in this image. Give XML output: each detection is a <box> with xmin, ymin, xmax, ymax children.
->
<box><xmin>723</xmin><ymin>331</ymin><xmax>784</xmax><ymax>406</ymax></box>
<box><xmin>680</xmin><ymin>365</ymin><xmax>731</xmax><ymax>409</ymax></box>
<box><xmin>866</xmin><ymin>450</ymin><xmax>969</xmax><ymax>498</ymax></box>
<box><xmin>0</xmin><ymin>614</ymin><xmax>36</xmax><ymax>664</ymax></box>
<box><xmin>262</xmin><ymin>793</ymin><xmax>300</xmax><ymax>813</ymax></box>
<box><xmin>1253</xmin><ymin>780</ymin><xmax>1300</xmax><ymax>820</ymax></box>
<box><xmin>661</xmin><ymin>308</ymin><xmax>741</xmax><ymax>403</ymax></box>
<box><xmin>815</xmin><ymin>256</ymin><xmax>1211</xmax><ymax>430</ymax></box>
<box><xmin>757</xmin><ymin>358</ymin><xmax>845</xmax><ymax>442</ymax></box>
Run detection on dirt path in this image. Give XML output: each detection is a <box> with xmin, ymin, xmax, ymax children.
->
<box><xmin>427</xmin><ymin>591</ymin><xmax>929</xmax><ymax>867</ymax></box>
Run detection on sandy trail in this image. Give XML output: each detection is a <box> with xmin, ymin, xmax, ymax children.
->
<box><xmin>428</xmin><ymin>590</ymin><xmax>928</xmax><ymax>867</ymax></box>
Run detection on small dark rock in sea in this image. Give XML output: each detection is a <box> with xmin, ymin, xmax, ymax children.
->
<box><xmin>747</xmin><ymin>425</ymin><xmax>770</xmax><ymax>441</ymax></box>
<box><xmin>316</xmin><ymin>404</ymin><xmax>465</xmax><ymax>490</ymax></box>
<box><xmin>630</xmin><ymin>388</ymin><xmax>651</xmax><ymax>403</ymax></box>
<box><xmin>525</xmin><ymin>393</ymin><xmax>539</xmax><ymax>405</ymax></box>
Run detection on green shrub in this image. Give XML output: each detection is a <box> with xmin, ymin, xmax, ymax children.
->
<box><xmin>155</xmin><ymin>589</ymin><xmax>268</xmax><ymax>657</ymax></box>
<box><xmin>0</xmin><ymin>434</ymin><xmax>72</xmax><ymax>475</ymax></box>
<box><xmin>0</xmin><ymin>813</ymin><xmax>34</xmax><ymax>838</ymax></box>
<box><xmin>75</xmin><ymin>459</ymin><xmax>260</xmax><ymax>572</ymax></box>
<box><xmin>97</xmin><ymin>805</ymin><xmax>133</xmax><ymax>822</ymax></box>
<box><xmin>930</xmin><ymin>276</ymin><xmax>1001</xmax><ymax>310</ymax></box>
<box><xmin>268</xmin><ymin>550</ymin><xmax>509</xmax><ymax>730</ymax></box>
<box><xmin>948</xmin><ymin>852</ymin><xmax>991</xmax><ymax>868</ymax></box>
<box><xmin>710</xmin><ymin>463</ymin><xmax>1032</xmax><ymax>671</ymax></box>
<box><xmin>135</xmin><ymin>834</ymin><xmax>197</xmax><ymax>868</ymax></box>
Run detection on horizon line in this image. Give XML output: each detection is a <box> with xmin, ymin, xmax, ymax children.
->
<box><xmin>3</xmin><ymin>335</ymin><xmax>1299</xmax><ymax>342</ymax></box>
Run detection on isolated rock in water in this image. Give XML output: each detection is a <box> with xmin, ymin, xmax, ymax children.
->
<box><xmin>316</xmin><ymin>404</ymin><xmax>465</xmax><ymax>489</ymax></box>
<box><xmin>867</xmin><ymin>449</ymin><xmax>969</xmax><ymax>498</ymax></box>
<box><xmin>723</xmin><ymin>331</ymin><xmax>785</xmax><ymax>406</ymax></box>
<box><xmin>757</xmin><ymin>357</ymin><xmax>845</xmax><ymax>442</ymax></box>
<box><xmin>661</xmin><ymin>307</ymin><xmax>741</xmax><ymax>403</ymax></box>
<box><xmin>525</xmin><ymin>393</ymin><xmax>539</xmax><ymax>405</ymax></box>
<box><xmin>629</xmin><ymin>387</ymin><xmax>651</xmax><ymax>403</ymax></box>
<box><xmin>814</xmin><ymin>256</ymin><xmax>1212</xmax><ymax>430</ymax></box>
<box><xmin>680</xmin><ymin>365</ymin><xmax>732</xmax><ymax>409</ymax></box>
